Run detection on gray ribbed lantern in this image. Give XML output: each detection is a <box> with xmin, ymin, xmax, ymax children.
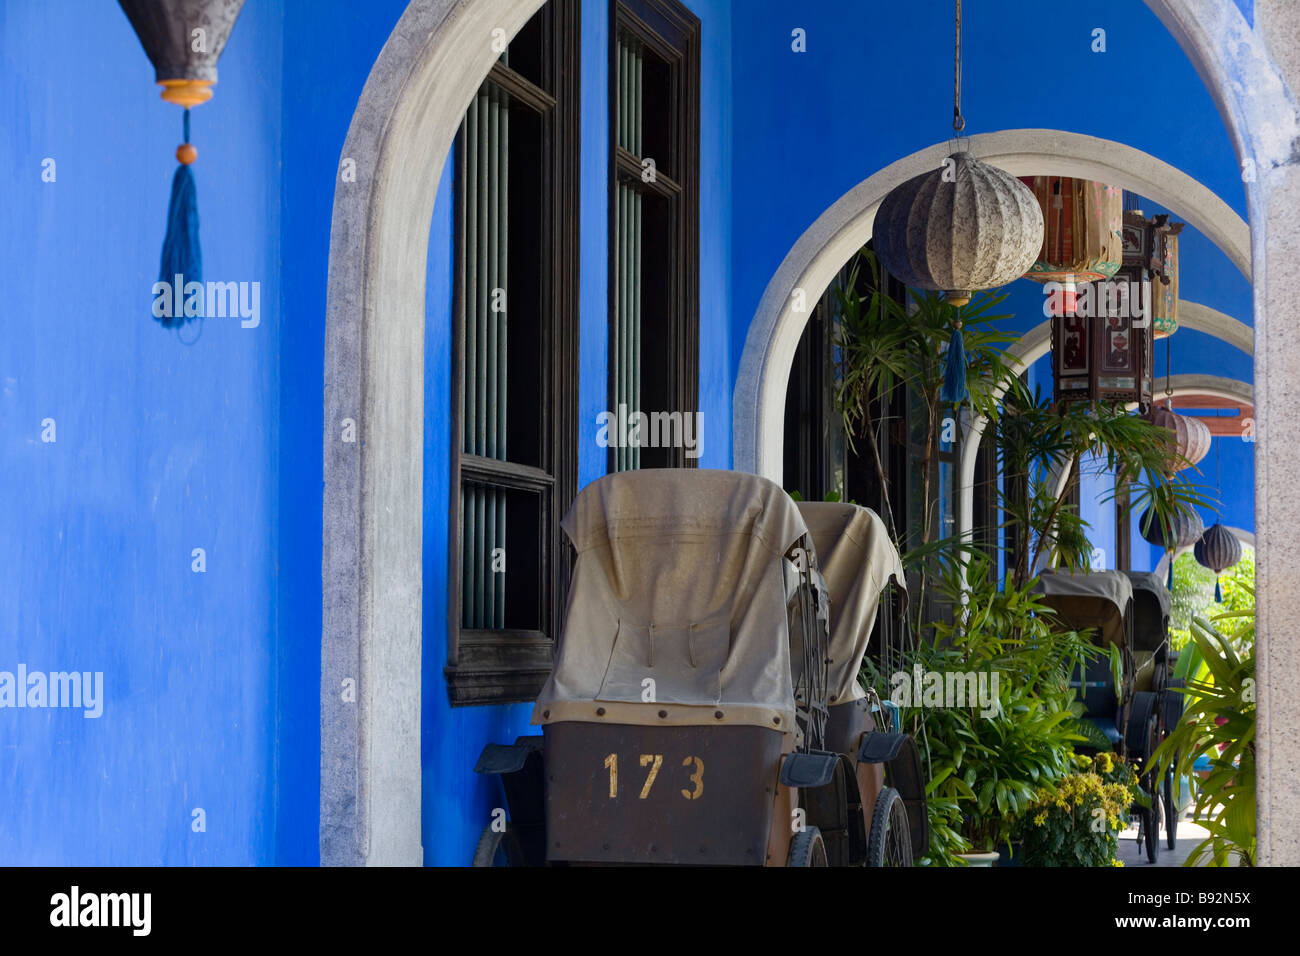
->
<box><xmin>1139</xmin><ymin>505</ymin><xmax>1204</xmax><ymax>551</ymax></box>
<box><xmin>1151</xmin><ymin>403</ymin><xmax>1211</xmax><ymax>475</ymax></box>
<box><xmin>872</xmin><ymin>152</ymin><xmax>1045</xmax><ymax>305</ymax></box>
<box><xmin>1195</xmin><ymin>522</ymin><xmax>1242</xmax><ymax>602</ymax></box>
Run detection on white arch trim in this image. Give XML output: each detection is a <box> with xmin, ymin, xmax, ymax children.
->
<box><xmin>320</xmin><ymin>0</ymin><xmax>546</xmax><ymax>867</ymax></box>
<box><xmin>733</xmin><ymin>130</ymin><xmax>1250</xmax><ymax>482</ymax></box>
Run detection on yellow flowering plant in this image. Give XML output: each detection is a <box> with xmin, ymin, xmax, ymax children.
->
<box><xmin>1015</xmin><ymin>753</ymin><xmax>1138</xmax><ymax>866</ymax></box>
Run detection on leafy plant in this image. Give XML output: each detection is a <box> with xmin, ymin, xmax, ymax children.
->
<box><xmin>864</xmin><ymin>560</ymin><xmax>1096</xmax><ymax>856</ymax></box>
<box><xmin>834</xmin><ymin>250</ymin><xmax>1019</xmax><ymax>546</ymax></box>
<box><xmin>1150</xmin><ymin>603</ymin><xmax>1256</xmax><ymax>866</ymax></box>
<box><xmin>994</xmin><ymin>383</ymin><xmax>1214</xmax><ymax>590</ymax></box>
<box><xmin>917</xmin><ymin>794</ymin><xmax>971</xmax><ymax>866</ymax></box>
<box><xmin>1016</xmin><ymin>752</ymin><xmax>1138</xmax><ymax>867</ymax></box>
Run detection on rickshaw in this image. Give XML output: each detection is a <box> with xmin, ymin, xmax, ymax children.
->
<box><xmin>1033</xmin><ymin>569</ymin><xmax>1163</xmax><ymax>863</ymax></box>
<box><xmin>797</xmin><ymin>501</ymin><xmax>926</xmax><ymax>864</ymax></box>
<box><xmin>1125</xmin><ymin>571</ymin><xmax>1191</xmax><ymax>850</ymax></box>
<box><xmin>471</xmin><ymin>469</ymin><xmax>919</xmax><ymax>866</ymax></box>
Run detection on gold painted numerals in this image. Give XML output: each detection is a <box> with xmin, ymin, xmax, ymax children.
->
<box><xmin>681</xmin><ymin>756</ymin><xmax>704</xmax><ymax>800</ymax></box>
<box><xmin>638</xmin><ymin>754</ymin><xmax>663</xmax><ymax>798</ymax></box>
<box><xmin>604</xmin><ymin>753</ymin><xmax>618</xmax><ymax>798</ymax></box>
<box><xmin>602</xmin><ymin>753</ymin><xmax>703</xmax><ymax>800</ymax></box>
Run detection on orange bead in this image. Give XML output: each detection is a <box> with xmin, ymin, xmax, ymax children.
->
<box><xmin>176</xmin><ymin>143</ymin><xmax>198</xmax><ymax>165</ymax></box>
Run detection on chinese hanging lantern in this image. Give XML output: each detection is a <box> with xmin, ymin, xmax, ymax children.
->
<box><xmin>1021</xmin><ymin>177</ymin><xmax>1124</xmax><ymax>310</ymax></box>
<box><xmin>1151</xmin><ymin>402</ymin><xmax>1211</xmax><ymax>474</ymax></box>
<box><xmin>119</xmin><ymin>0</ymin><xmax>246</xmax><ymax>329</ymax></box>
<box><xmin>1140</xmin><ymin>505</ymin><xmax>1205</xmax><ymax>588</ymax></box>
<box><xmin>1034</xmin><ymin>181</ymin><xmax>1155</xmax><ymax>408</ymax></box>
<box><xmin>1121</xmin><ymin>209</ymin><xmax>1184</xmax><ymax>340</ymax></box>
<box><xmin>1194</xmin><ymin>522</ymin><xmax>1242</xmax><ymax>603</ymax></box>
<box><xmin>1151</xmin><ymin>231</ymin><xmax>1181</xmax><ymax>339</ymax></box>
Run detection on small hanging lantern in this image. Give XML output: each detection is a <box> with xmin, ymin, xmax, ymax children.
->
<box><xmin>119</xmin><ymin>0</ymin><xmax>246</xmax><ymax>329</ymax></box>
<box><xmin>1121</xmin><ymin>209</ymin><xmax>1184</xmax><ymax>340</ymax></box>
<box><xmin>1140</xmin><ymin>505</ymin><xmax>1205</xmax><ymax>589</ymax></box>
<box><xmin>1151</xmin><ymin>231</ymin><xmax>1181</xmax><ymax>339</ymax></box>
<box><xmin>1194</xmin><ymin>522</ymin><xmax>1242</xmax><ymax>603</ymax></box>
<box><xmin>1151</xmin><ymin>402</ymin><xmax>1212</xmax><ymax>474</ymax></box>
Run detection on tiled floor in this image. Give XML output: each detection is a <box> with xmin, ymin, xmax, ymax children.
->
<box><xmin>1116</xmin><ymin>816</ymin><xmax>1211</xmax><ymax>867</ymax></box>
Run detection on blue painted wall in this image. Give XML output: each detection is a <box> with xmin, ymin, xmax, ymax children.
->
<box><xmin>0</xmin><ymin>0</ymin><xmax>283</xmax><ymax>863</ymax></box>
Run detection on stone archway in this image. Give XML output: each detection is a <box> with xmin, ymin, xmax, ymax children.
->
<box><xmin>320</xmin><ymin>0</ymin><xmax>545</xmax><ymax>867</ymax></box>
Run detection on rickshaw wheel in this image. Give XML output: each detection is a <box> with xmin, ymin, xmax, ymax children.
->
<box><xmin>1143</xmin><ymin>800</ymin><xmax>1160</xmax><ymax>864</ymax></box>
<box><xmin>866</xmin><ymin>787</ymin><xmax>913</xmax><ymax>867</ymax></box>
<box><xmin>1163</xmin><ymin>767</ymin><xmax>1178</xmax><ymax>850</ymax></box>
<box><xmin>472</xmin><ymin>824</ymin><xmax>529</xmax><ymax>867</ymax></box>
<box><xmin>787</xmin><ymin>826</ymin><xmax>828</xmax><ymax>867</ymax></box>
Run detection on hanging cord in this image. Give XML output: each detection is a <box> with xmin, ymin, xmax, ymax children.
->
<box><xmin>953</xmin><ymin>0</ymin><xmax>964</xmax><ymax>135</ymax></box>
<box><xmin>1215</xmin><ymin>428</ymin><xmax>1222</xmax><ymax>518</ymax></box>
<box><xmin>1164</xmin><ymin>336</ymin><xmax>1173</xmax><ymax>406</ymax></box>
<box><xmin>175</xmin><ymin>108</ymin><xmax>203</xmax><ymax>346</ymax></box>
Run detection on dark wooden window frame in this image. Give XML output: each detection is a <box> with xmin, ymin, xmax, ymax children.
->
<box><xmin>607</xmin><ymin>0</ymin><xmax>701</xmax><ymax>470</ymax></box>
<box><xmin>445</xmin><ymin>0</ymin><xmax>581</xmax><ymax>706</ymax></box>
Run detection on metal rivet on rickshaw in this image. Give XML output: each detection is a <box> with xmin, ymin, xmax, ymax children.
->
<box><xmin>714</xmin><ymin>710</ymin><xmax>723</xmax><ymax>719</ymax></box>
<box><xmin>773</xmin><ymin>717</ymin><xmax>781</xmax><ymax>725</ymax></box>
<box><xmin>658</xmin><ymin>710</ymin><xmax>668</xmax><ymax>718</ymax></box>
<box><xmin>542</xmin><ymin>710</ymin><xmax>550</xmax><ymax>718</ymax></box>
<box><xmin>596</xmin><ymin>707</ymin><xmax>606</xmax><ymax>716</ymax></box>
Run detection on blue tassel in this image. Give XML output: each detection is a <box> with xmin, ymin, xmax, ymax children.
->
<box><xmin>1167</xmin><ymin>560</ymin><xmax>1174</xmax><ymax>590</ymax></box>
<box><xmin>1215</xmin><ymin>577</ymin><xmax>1223</xmax><ymax>603</ymax></box>
<box><xmin>157</xmin><ymin>110</ymin><xmax>201</xmax><ymax>328</ymax></box>
<box><xmin>940</xmin><ymin>322</ymin><xmax>968</xmax><ymax>404</ymax></box>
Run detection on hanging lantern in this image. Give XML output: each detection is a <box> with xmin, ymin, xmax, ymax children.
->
<box><xmin>1151</xmin><ymin>231</ymin><xmax>1181</xmax><ymax>339</ymax></box>
<box><xmin>873</xmin><ymin>153</ymin><xmax>1044</xmax><ymax>307</ymax></box>
<box><xmin>1122</xmin><ymin>210</ymin><xmax>1184</xmax><ymax>340</ymax></box>
<box><xmin>119</xmin><ymin>0</ymin><xmax>246</xmax><ymax>329</ymax></box>
<box><xmin>1049</xmin><ymin>287</ymin><xmax>1154</xmax><ymax>408</ymax></box>
<box><xmin>1139</xmin><ymin>505</ymin><xmax>1204</xmax><ymax>551</ymax></box>
<box><xmin>1151</xmin><ymin>402</ymin><xmax>1211</xmax><ymax>474</ymax></box>
<box><xmin>1032</xmin><ymin>180</ymin><xmax>1137</xmax><ymax>409</ymax></box>
<box><xmin>1020</xmin><ymin>178</ymin><xmax>1124</xmax><ymax>311</ymax></box>
<box><xmin>1140</xmin><ymin>505</ymin><xmax>1204</xmax><ymax>589</ymax></box>
<box><xmin>1194</xmin><ymin>522</ymin><xmax>1242</xmax><ymax>603</ymax></box>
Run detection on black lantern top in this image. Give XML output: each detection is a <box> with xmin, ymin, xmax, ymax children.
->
<box><xmin>119</xmin><ymin>0</ymin><xmax>246</xmax><ymax>105</ymax></box>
